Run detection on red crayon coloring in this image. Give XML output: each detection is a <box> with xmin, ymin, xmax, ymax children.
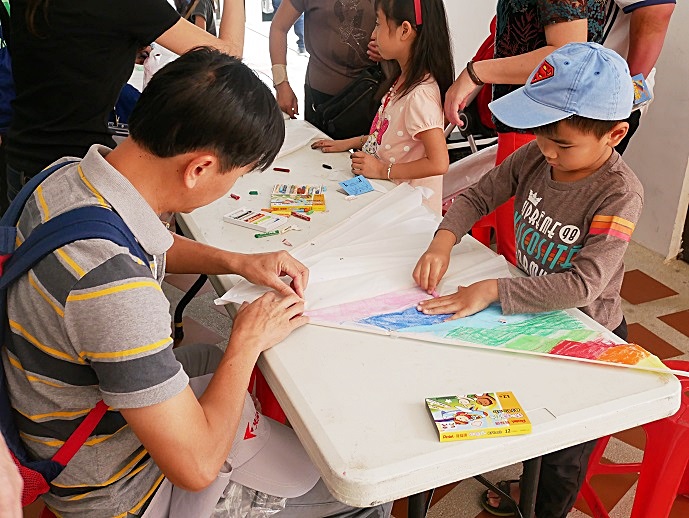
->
<box><xmin>230</xmin><ymin>193</ymin><xmax>240</xmax><ymax>200</ymax></box>
<box><xmin>273</xmin><ymin>167</ymin><xmax>290</xmax><ymax>173</ymax></box>
<box><xmin>291</xmin><ymin>211</ymin><xmax>311</xmax><ymax>221</ymax></box>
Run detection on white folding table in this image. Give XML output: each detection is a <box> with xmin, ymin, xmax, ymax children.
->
<box><xmin>176</xmin><ymin>120</ymin><xmax>681</xmax><ymax>518</ymax></box>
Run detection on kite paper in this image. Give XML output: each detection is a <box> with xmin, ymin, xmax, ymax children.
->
<box><xmin>307</xmin><ymin>287</ymin><xmax>669</xmax><ymax>373</ymax></box>
<box><xmin>217</xmin><ymin>184</ymin><xmax>680</xmax><ymax>376</ymax></box>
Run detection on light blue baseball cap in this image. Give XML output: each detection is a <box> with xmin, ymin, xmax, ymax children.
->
<box><xmin>489</xmin><ymin>42</ymin><xmax>634</xmax><ymax>129</ymax></box>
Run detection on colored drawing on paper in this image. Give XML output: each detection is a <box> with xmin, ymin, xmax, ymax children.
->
<box><xmin>306</xmin><ymin>288</ymin><xmax>667</xmax><ymax>372</ymax></box>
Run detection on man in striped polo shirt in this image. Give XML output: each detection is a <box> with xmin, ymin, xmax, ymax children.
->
<box><xmin>2</xmin><ymin>48</ymin><xmax>391</xmax><ymax>518</ymax></box>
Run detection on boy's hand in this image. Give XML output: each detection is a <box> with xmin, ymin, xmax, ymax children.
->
<box><xmin>416</xmin><ymin>279</ymin><xmax>499</xmax><ymax>320</ymax></box>
<box><xmin>413</xmin><ymin>248</ymin><xmax>451</xmax><ymax>293</ymax></box>
<box><xmin>231</xmin><ymin>293</ymin><xmax>308</xmax><ymax>354</ymax></box>
<box><xmin>413</xmin><ymin>230</ymin><xmax>457</xmax><ymax>293</ymax></box>
<box><xmin>350</xmin><ymin>151</ymin><xmax>385</xmax><ymax>178</ymax></box>
<box><xmin>235</xmin><ymin>251</ymin><xmax>309</xmax><ymax>298</ymax></box>
<box><xmin>311</xmin><ymin>139</ymin><xmax>349</xmax><ymax>153</ymax></box>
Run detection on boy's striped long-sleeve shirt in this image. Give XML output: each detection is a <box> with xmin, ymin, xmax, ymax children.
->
<box><xmin>439</xmin><ymin>140</ymin><xmax>643</xmax><ymax>331</ymax></box>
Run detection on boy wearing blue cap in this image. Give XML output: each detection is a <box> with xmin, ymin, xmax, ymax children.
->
<box><xmin>413</xmin><ymin>42</ymin><xmax>641</xmax><ymax>517</ymax></box>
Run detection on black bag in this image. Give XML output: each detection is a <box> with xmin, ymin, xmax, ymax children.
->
<box><xmin>312</xmin><ymin>65</ymin><xmax>385</xmax><ymax>140</ymax></box>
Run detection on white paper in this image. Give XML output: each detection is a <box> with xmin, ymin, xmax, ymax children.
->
<box><xmin>215</xmin><ymin>184</ymin><xmax>512</xmax><ymax>309</ymax></box>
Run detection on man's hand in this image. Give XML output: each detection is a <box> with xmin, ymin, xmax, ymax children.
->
<box><xmin>444</xmin><ymin>69</ymin><xmax>480</xmax><ymax>127</ymax></box>
<box><xmin>416</xmin><ymin>279</ymin><xmax>499</xmax><ymax>320</ymax></box>
<box><xmin>235</xmin><ymin>251</ymin><xmax>309</xmax><ymax>298</ymax></box>
<box><xmin>350</xmin><ymin>151</ymin><xmax>385</xmax><ymax>178</ymax></box>
<box><xmin>276</xmin><ymin>82</ymin><xmax>299</xmax><ymax>118</ymax></box>
<box><xmin>231</xmin><ymin>292</ymin><xmax>308</xmax><ymax>354</ymax></box>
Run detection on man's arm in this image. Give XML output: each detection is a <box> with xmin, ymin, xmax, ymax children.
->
<box><xmin>626</xmin><ymin>3</ymin><xmax>675</xmax><ymax>77</ymax></box>
<box><xmin>165</xmin><ymin>233</ymin><xmax>309</xmax><ymax>297</ymax></box>
<box><xmin>121</xmin><ymin>292</ymin><xmax>307</xmax><ymax>491</ymax></box>
<box><xmin>156</xmin><ymin>0</ymin><xmax>244</xmax><ymax>57</ymax></box>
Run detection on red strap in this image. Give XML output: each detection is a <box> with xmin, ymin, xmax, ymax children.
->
<box><xmin>51</xmin><ymin>400</ymin><xmax>108</xmax><ymax>466</ymax></box>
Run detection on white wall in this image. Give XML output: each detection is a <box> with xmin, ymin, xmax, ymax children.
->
<box><xmin>621</xmin><ymin>3</ymin><xmax>689</xmax><ymax>258</ymax></box>
<box><xmin>443</xmin><ymin>0</ymin><xmax>497</xmax><ymax>75</ymax></box>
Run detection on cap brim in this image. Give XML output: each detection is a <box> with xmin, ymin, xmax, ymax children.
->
<box><xmin>489</xmin><ymin>88</ymin><xmax>572</xmax><ymax>130</ymax></box>
<box><xmin>230</xmin><ymin>416</ymin><xmax>320</xmax><ymax>498</ymax></box>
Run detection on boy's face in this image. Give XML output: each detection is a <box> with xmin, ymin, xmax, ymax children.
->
<box><xmin>534</xmin><ymin>121</ymin><xmax>626</xmax><ymax>181</ymax></box>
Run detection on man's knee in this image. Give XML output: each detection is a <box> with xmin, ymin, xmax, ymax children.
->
<box><xmin>174</xmin><ymin>343</ymin><xmax>223</xmax><ymax>378</ymax></box>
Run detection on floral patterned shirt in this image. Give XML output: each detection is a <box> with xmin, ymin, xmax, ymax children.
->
<box><xmin>493</xmin><ymin>0</ymin><xmax>606</xmax><ymax>132</ymax></box>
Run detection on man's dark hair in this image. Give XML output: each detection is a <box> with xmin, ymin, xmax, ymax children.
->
<box><xmin>129</xmin><ymin>47</ymin><xmax>284</xmax><ymax>172</ymax></box>
<box><xmin>531</xmin><ymin>115</ymin><xmax>624</xmax><ymax>140</ymax></box>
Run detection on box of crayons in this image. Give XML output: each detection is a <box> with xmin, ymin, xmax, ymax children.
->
<box><xmin>223</xmin><ymin>207</ymin><xmax>288</xmax><ymax>232</ymax></box>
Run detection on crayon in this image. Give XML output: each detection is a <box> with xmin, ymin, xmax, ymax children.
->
<box><xmin>322</xmin><ymin>164</ymin><xmax>332</xmax><ymax>170</ymax></box>
<box><xmin>273</xmin><ymin>167</ymin><xmax>290</xmax><ymax>172</ymax></box>
<box><xmin>230</xmin><ymin>193</ymin><xmax>240</xmax><ymax>200</ymax></box>
<box><xmin>291</xmin><ymin>211</ymin><xmax>311</xmax><ymax>221</ymax></box>
<box><xmin>255</xmin><ymin>230</ymin><xmax>281</xmax><ymax>238</ymax></box>
<box><xmin>249</xmin><ymin>190</ymin><xmax>259</xmax><ymax>195</ymax></box>
<box><xmin>233</xmin><ymin>210</ymin><xmax>252</xmax><ymax>220</ymax></box>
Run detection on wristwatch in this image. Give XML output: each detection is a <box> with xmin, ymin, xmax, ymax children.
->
<box><xmin>271</xmin><ymin>64</ymin><xmax>288</xmax><ymax>87</ymax></box>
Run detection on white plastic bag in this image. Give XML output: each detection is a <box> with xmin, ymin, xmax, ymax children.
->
<box><xmin>212</xmin><ymin>481</ymin><xmax>286</xmax><ymax>518</ymax></box>
<box><xmin>143</xmin><ymin>44</ymin><xmax>179</xmax><ymax>89</ymax></box>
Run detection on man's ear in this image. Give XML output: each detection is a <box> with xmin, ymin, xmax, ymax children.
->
<box><xmin>607</xmin><ymin>121</ymin><xmax>630</xmax><ymax>148</ymax></box>
<box><xmin>181</xmin><ymin>153</ymin><xmax>219</xmax><ymax>189</ymax></box>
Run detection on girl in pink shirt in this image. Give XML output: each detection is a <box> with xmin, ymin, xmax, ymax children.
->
<box><xmin>312</xmin><ymin>0</ymin><xmax>453</xmax><ymax>213</ymax></box>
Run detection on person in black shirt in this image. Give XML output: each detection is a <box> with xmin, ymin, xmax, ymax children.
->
<box><xmin>5</xmin><ymin>0</ymin><xmax>244</xmax><ymax>202</ymax></box>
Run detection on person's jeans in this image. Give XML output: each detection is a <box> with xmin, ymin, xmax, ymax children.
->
<box><xmin>272</xmin><ymin>0</ymin><xmax>304</xmax><ymax>48</ymax></box>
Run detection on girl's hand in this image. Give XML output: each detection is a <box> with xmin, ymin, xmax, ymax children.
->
<box><xmin>350</xmin><ymin>151</ymin><xmax>385</xmax><ymax>178</ymax></box>
<box><xmin>367</xmin><ymin>36</ymin><xmax>382</xmax><ymax>62</ymax></box>
<box><xmin>416</xmin><ymin>280</ymin><xmax>499</xmax><ymax>320</ymax></box>
<box><xmin>311</xmin><ymin>139</ymin><xmax>350</xmax><ymax>153</ymax></box>
<box><xmin>276</xmin><ymin>82</ymin><xmax>299</xmax><ymax>118</ymax></box>
<box><xmin>444</xmin><ymin>68</ymin><xmax>481</xmax><ymax>127</ymax></box>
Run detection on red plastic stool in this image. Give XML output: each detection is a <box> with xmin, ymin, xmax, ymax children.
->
<box><xmin>578</xmin><ymin>360</ymin><xmax>689</xmax><ymax>518</ymax></box>
<box><xmin>469</xmin><ymin>197</ymin><xmax>516</xmax><ymax>265</ymax></box>
<box><xmin>249</xmin><ymin>367</ymin><xmax>287</xmax><ymax>424</ymax></box>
